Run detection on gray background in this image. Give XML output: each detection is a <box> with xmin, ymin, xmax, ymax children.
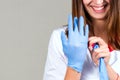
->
<box><xmin>0</xmin><ymin>0</ymin><xmax>71</xmax><ymax>80</ymax></box>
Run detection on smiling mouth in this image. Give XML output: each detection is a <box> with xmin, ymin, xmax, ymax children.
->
<box><xmin>91</xmin><ymin>4</ymin><xmax>108</xmax><ymax>13</ymax></box>
<box><xmin>93</xmin><ymin>6</ymin><xmax>104</xmax><ymax>10</ymax></box>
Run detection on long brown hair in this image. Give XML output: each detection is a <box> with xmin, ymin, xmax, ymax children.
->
<box><xmin>71</xmin><ymin>0</ymin><xmax>120</xmax><ymax>50</ymax></box>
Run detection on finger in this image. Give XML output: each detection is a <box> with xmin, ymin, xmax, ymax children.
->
<box><xmin>89</xmin><ymin>37</ymin><xmax>106</xmax><ymax>48</ymax></box>
<box><xmin>92</xmin><ymin>45</ymin><xmax>109</xmax><ymax>54</ymax></box>
<box><xmin>89</xmin><ymin>37</ymin><xmax>101</xmax><ymax>45</ymax></box>
<box><xmin>89</xmin><ymin>39</ymin><xmax>99</xmax><ymax>51</ymax></box>
<box><xmin>92</xmin><ymin>48</ymin><xmax>110</xmax><ymax>65</ymax></box>
<box><xmin>93</xmin><ymin>58</ymin><xmax>99</xmax><ymax>66</ymax></box>
<box><xmin>68</xmin><ymin>14</ymin><xmax>73</xmax><ymax>36</ymax></box>
<box><xmin>79</xmin><ymin>16</ymin><xmax>84</xmax><ymax>35</ymax></box>
<box><xmin>95</xmin><ymin>37</ymin><xmax>105</xmax><ymax>45</ymax></box>
<box><xmin>96</xmin><ymin>52</ymin><xmax>110</xmax><ymax>60</ymax></box>
<box><xmin>94</xmin><ymin>47</ymin><xmax>109</xmax><ymax>53</ymax></box>
<box><xmin>91</xmin><ymin>51</ymin><xmax>99</xmax><ymax>66</ymax></box>
<box><xmin>88</xmin><ymin>37</ymin><xmax>97</xmax><ymax>50</ymax></box>
<box><xmin>89</xmin><ymin>36</ymin><xmax>98</xmax><ymax>41</ymax></box>
<box><xmin>104</xmin><ymin>56</ymin><xmax>110</xmax><ymax>64</ymax></box>
<box><xmin>94</xmin><ymin>61</ymin><xmax>99</xmax><ymax>66</ymax></box>
<box><xmin>61</xmin><ymin>31</ymin><xmax>67</xmax><ymax>46</ymax></box>
<box><xmin>85</xmin><ymin>24</ymin><xmax>89</xmax><ymax>38</ymax></box>
<box><xmin>74</xmin><ymin>17</ymin><xmax>78</xmax><ymax>32</ymax></box>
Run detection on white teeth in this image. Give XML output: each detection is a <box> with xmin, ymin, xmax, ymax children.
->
<box><xmin>93</xmin><ymin>6</ymin><xmax>104</xmax><ymax>10</ymax></box>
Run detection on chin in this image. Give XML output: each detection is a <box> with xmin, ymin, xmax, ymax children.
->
<box><xmin>91</xmin><ymin>14</ymin><xmax>107</xmax><ymax>20</ymax></box>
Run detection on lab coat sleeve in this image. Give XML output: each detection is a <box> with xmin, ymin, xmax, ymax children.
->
<box><xmin>110</xmin><ymin>50</ymin><xmax>120</xmax><ymax>75</ymax></box>
<box><xmin>43</xmin><ymin>29</ymin><xmax>67</xmax><ymax>80</ymax></box>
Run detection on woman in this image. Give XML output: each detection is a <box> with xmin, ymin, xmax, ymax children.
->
<box><xmin>43</xmin><ymin>0</ymin><xmax>120</xmax><ymax>80</ymax></box>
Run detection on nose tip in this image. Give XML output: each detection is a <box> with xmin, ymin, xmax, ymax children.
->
<box><xmin>94</xmin><ymin>0</ymin><xmax>104</xmax><ymax>5</ymax></box>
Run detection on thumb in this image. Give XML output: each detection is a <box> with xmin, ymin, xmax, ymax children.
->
<box><xmin>61</xmin><ymin>31</ymin><xmax>67</xmax><ymax>46</ymax></box>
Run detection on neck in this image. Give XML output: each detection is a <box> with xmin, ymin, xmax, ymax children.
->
<box><xmin>92</xmin><ymin>20</ymin><xmax>108</xmax><ymax>43</ymax></box>
<box><xmin>93</xmin><ymin>20</ymin><xmax>106</xmax><ymax>31</ymax></box>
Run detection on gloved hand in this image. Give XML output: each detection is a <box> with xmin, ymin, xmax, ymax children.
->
<box><xmin>61</xmin><ymin>14</ymin><xmax>89</xmax><ymax>72</ymax></box>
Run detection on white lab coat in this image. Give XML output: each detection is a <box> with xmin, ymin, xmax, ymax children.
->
<box><xmin>43</xmin><ymin>27</ymin><xmax>120</xmax><ymax>80</ymax></box>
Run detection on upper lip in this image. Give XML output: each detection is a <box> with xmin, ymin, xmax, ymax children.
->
<box><xmin>90</xmin><ymin>2</ymin><xmax>107</xmax><ymax>8</ymax></box>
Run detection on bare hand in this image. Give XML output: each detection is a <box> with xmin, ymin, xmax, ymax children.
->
<box><xmin>88</xmin><ymin>36</ymin><xmax>110</xmax><ymax>66</ymax></box>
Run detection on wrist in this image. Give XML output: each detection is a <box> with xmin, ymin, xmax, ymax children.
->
<box><xmin>67</xmin><ymin>67</ymin><xmax>81</xmax><ymax>73</ymax></box>
<box><xmin>115</xmin><ymin>73</ymin><xmax>119</xmax><ymax>80</ymax></box>
<box><xmin>65</xmin><ymin>67</ymin><xmax>81</xmax><ymax>80</ymax></box>
<box><xmin>68</xmin><ymin>63</ymin><xmax>84</xmax><ymax>73</ymax></box>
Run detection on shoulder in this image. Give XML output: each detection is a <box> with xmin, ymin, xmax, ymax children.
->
<box><xmin>43</xmin><ymin>27</ymin><xmax>68</xmax><ymax>80</ymax></box>
<box><xmin>48</xmin><ymin>26</ymin><xmax>67</xmax><ymax>62</ymax></box>
<box><xmin>51</xmin><ymin>26</ymin><xmax>67</xmax><ymax>37</ymax></box>
<box><xmin>49</xmin><ymin>26</ymin><xmax>67</xmax><ymax>47</ymax></box>
<box><xmin>48</xmin><ymin>26</ymin><xmax>67</xmax><ymax>49</ymax></box>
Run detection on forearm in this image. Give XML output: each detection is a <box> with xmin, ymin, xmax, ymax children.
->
<box><xmin>64</xmin><ymin>67</ymin><xmax>81</xmax><ymax>80</ymax></box>
<box><xmin>106</xmin><ymin>64</ymin><xmax>120</xmax><ymax>80</ymax></box>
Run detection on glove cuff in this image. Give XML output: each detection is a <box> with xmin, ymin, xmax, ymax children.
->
<box><xmin>68</xmin><ymin>63</ymin><xmax>84</xmax><ymax>73</ymax></box>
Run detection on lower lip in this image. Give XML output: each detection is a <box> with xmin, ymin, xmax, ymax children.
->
<box><xmin>92</xmin><ymin>7</ymin><xmax>105</xmax><ymax>13</ymax></box>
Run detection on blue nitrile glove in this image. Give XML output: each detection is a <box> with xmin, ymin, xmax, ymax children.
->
<box><xmin>93</xmin><ymin>43</ymin><xmax>108</xmax><ymax>80</ymax></box>
<box><xmin>61</xmin><ymin>15</ymin><xmax>89</xmax><ymax>73</ymax></box>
